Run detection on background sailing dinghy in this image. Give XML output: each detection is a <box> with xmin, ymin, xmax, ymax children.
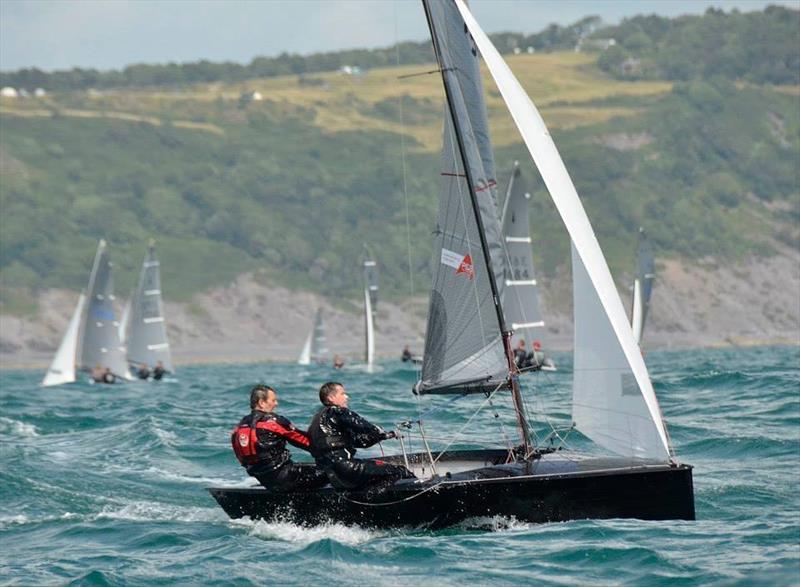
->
<box><xmin>209</xmin><ymin>0</ymin><xmax>694</xmax><ymax>528</ymax></box>
<box><xmin>500</xmin><ymin>160</ymin><xmax>555</xmax><ymax>371</ymax></box>
<box><xmin>123</xmin><ymin>241</ymin><xmax>174</xmax><ymax>376</ymax></box>
<box><xmin>296</xmin><ymin>308</ymin><xmax>330</xmax><ymax>366</ymax></box>
<box><xmin>42</xmin><ymin>240</ymin><xmax>132</xmax><ymax>386</ymax></box>
<box><xmin>631</xmin><ymin>227</ymin><xmax>655</xmax><ymax>347</ymax></box>
<box><xmin>362</xmin><ymin>247</ymin><xmax>378</xmax><ymax>373</ymax></box>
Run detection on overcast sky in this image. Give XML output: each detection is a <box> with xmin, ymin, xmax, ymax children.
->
<box><xmin>1</xmin><ymin>0</ymin><xmax>796</xmax><ymax>72</ymax></box>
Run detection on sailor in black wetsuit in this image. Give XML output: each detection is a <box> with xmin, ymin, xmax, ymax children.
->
<box><xmin>152</xmin><ymin>361</ymin><xmax>166</xmax><ymax>381</ymax></box>
<box><xmin>232</xmin><ymin>385</ymin><xmax>328</xmax><ymax>492</ymax></box>
<box><xmin>307</xmin><ymin>381</ymin><xmax>415</xmax><ymax>491</ymax></box>
<box><xmin>136</xmin><ymin>363</ymin><xmax>151</xmax><ymax>380</ymax></box>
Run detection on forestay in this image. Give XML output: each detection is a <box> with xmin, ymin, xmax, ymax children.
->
<box><xmin>126</xmin><ymin>244</ymin><xmax>173</xmax><ymax>372</ymax></box>
<box><xmin>500</xmin><ymin>161</ymin><xmax>547</xmax><ymax>349</ymax></box>
<box><xmin>416</xmin><ymin>0</ymin><xmax>509</xmax><ymax>395</ymax></box>
<box><xmin>454</xmin><ymin>0</ymin><xmax>671</xmax><ymax>459</ymax></box>
<box><xmin>631</xmin><ymin>228</ymin><xmax>655</xmax><ymax>346</ymax></box>
<box><xmin>42</xmin><ymin>293</ymin><xmax>86</xmax><ymax>387</ymax></box>
<box><xmin>80</xmin><ymin>240</ymin><xmax>130</xmax><ymax>379</ymax></box>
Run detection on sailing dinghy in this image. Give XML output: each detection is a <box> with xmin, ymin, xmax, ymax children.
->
<box><xmin>209</xmin><ymin>0</ymin><xmax>694</xmax><ymax>528</ymax></box>
<box><xmin>297</xmin><ymin>308</ymin><xmax>330</xmax><ymax>365</ymax></box>
<box><xmin>42</xmin><ymin>240</ymin><xmax>131</xmax><ymax>386</ymax></box>
<box><xmin>125</xmin><ymin>241</ymin><xmax>174</xmax><ymax>375</ymax></box>
<box><xmin>500</xmin><ymin>161</ymin><xmax>555</xmax><ymax>371</ymax></box>
<box><xmin>631</xmin><ymin>228</ymin><xmax>655</xmax><ymax>347</ymax></box>
<box><xmin>363</xmin><ymin>248</ymin><xmax>378</xmax><ymax>372</ymax></box>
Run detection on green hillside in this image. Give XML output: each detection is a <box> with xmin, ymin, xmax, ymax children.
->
<box><xmin>0</xmin><ymin>31</ymin><xmax>797</xmax><ymax>313</ymax></box>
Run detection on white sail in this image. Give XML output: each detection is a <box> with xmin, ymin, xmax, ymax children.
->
<box><xmin>454</xmin><ymin>0</ymin><xmax>671</xmax><ymax>460</ymax></box>
<box><xmin>364</xmin><ymin>284</ymin><xmax>375</xmax><ymax>373</ymax></box>
<box><xmin>572</xmin><ymin>244</ymin><xmax>668</xmax><ymax>459</ymax></box>
<box><xmin>42</xmin><ymin>293</ymin><xmax>86</xmax><ymax>387</ymax></box>
<box><xmin>118</xmin><ymin>299</ymin><xmax>130</xmax><ymax>346</ymax></box>
<box><xmin>297</xmin><ymin>332</ymin><xmax>312</xmax><ymax>365</ymax></box>
<box><xmin>126</xmin><ymin>243</ymin><xmax>174</xmax><ymax>373</ymax></box>
<box><xmin>631</xmin><ymin>228</ymin><xmax>655</xmax><ymax>346</ymax></box>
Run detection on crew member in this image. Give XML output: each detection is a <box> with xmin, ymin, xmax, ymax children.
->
<box><xmin>332</xmin><ymin>355</ymin><xmax>345</xmax><ymax>369</ymax></box>
<box><xmin>513</xmin><ymin>340</ymin><xmax>529</xmax><ymax>370</ymax></box>
<box><xmin>401</xmin><ymin>346</ymin><xmax>413</xmax><ymax>363</ymax></box>
<box><xmin>136</xmin><ymin>363</ymin><xmax>151</xmax><ymax>380</ymax></box>
<box><xmin>231</xmin><ymin>384</ymin><xmax>328</xmax><ymax>492</ymax></box>
<box><xmin>307</xmin><ymin>381</ymin><xmax>415</xmax><ymax>491</ymax></box>
<box><xmin>152</xmin><ymin>361</ymin><xmax>166</xmax><ymax>381</ymax></box>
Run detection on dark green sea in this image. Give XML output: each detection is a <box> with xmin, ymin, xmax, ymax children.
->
<box><xmin>2</xmin><ymin>346</ymin><xmax>798</xmax><ymax>586</ymax></box>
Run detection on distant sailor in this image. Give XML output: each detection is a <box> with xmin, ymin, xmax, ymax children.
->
<box><xmin>136</xmin><ymin>363</ymin><xmax>151</xmax><ymax>380</ymax></box>
<box><xmin>92</xmin><ymin>366</ymin><xmax>116</xmax><ymax>384</ymax></box>
<box><xmin>152</xmin><ymin>361</ymin><xmax>166</xmax><ymax>381</ymax></box>
<box><xmin>529</xmin><ymin>340</ymin><xmax>555</xmax><ymax>371</ymax></box>
<box><xmin>231</xmin><ymin>385</ymin><xmax>328</xmax><ymax>492</ymax></box>
<box><xmin>307</xmin><ymin>381</ymin><xmax>415</xmax><ymax>492</ymax></box>
<box><xmin>513</xmin><ymin>340</ymin><xmax>529</xmax><ymax>370</ymax></box>
<box><xmin>332</xmin><ymin>355</ymin><xmax>345</xmax><ymax>369</ymax></box>
<box><xmin>401</xmin><ymin>346</ymin><xmax>413</xmax><ymax>363</ymax></box>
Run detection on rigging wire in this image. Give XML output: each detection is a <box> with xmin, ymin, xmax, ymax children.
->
<box><xmin>394</xmin><ymin>1</ymin><xmax>415</xmax><ymax>298</ymax></box>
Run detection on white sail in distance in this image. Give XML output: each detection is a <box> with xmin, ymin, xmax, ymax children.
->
<box><xmin>126</xmin><ymin>243</ymin><xmax>174</xmax><ymax>373</ymax></box>
<box><xmin>453</xmin><ymin>0</ymin><xmax>671</xmax><ymax>459</ymax></box>
<box><xmin>500</xmin><ymin>161</ymin><xmax>548</xmax><ymax>351</ymax></box>
<box><xmin>42</xmin><ymin>293</ymin><xmax>86</xmax><ymax>387</ymax></box>
<box><xmin>363</xmin><ymin>254</ymin><xmax>377</xmax><ymax>372</ymax></box>
<box><xmin>80</xmin><ymin>240</ymin><xmax>131</xmax><ymax>380</ymax></box>
<box><xmin>631</xmin><ymin>228</ymin><xmax>655</xmax><ymax>346</ymax></box>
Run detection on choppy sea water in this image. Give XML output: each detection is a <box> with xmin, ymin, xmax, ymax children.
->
<box><xmin>1</xmin><ymin>346</ymin><xmax>798</xmax><ymax>586</ymax></box>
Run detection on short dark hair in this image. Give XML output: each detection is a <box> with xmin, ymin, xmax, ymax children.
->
<box><xmin>319</xmin><ymin>381</ymin><xmax>343</xmax><ymax>405</ymax></box>
<box><xmin>250</xmin><ymin>384</ymin><xmax>275</xmax><ymax>409</ymax></box>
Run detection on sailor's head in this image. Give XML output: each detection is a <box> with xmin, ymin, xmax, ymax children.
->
<box><xmin>533</xmin><ymin>340</ymin><xmax>542</xmax><ymax>351</ymax></box>
<box><xmin>250</xmin><ymin>384</ymin><xmax>277</xmax><ymax>412</ymax></box>
<box><xmin>517</xmin><ymin>339</ymin><xmax>526</xmax><ymax>349</ymax></box>
<box><xmin>319</xmin><ymin>381</ymin><xmax>348</xmax><ymax>408</ymax></box>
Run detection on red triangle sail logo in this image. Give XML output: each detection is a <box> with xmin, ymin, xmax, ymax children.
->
<box><xmin>456</xmin><ymin>254</ymin><xmax>475</xmax><ymax>279</ymax></box>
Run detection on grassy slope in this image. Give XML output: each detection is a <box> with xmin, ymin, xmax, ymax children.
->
<box><xmin>0</xmin><ymin>52</ymin><xmax>796</xmax><ymax>310</ymax></box>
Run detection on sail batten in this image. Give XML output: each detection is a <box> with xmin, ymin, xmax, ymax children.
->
<box><xmin>454</xmin><ymin>0</ymin><xmax>670</xmax><ymax>459</ymax></box>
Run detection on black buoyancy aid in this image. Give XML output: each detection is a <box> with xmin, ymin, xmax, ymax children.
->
<box><xmin>307</xmin><ymin>407</ymin><xmax>348</xmax><ymax>458</ymax></box>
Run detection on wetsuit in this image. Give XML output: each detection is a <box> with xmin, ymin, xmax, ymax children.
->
<box><xmin>307</xmin><ymin>405</ymin><xmax>414</xmax><ymax>491</ymax></box>
<box><xmin>136</xmin><ymin>367</ymin><xmax>150</xmax><ymax>380</ymax></box>
<box><xmin>152</xmin><ymin>366</ymin><xmax>165</xmax><ymax>380</ymax></box>
<box><xmin>401</xmin><ymin>349</ymin><xmax>412</xmax><ymax>362</ymax></box>
<box><xmin>513</xmin><ymin>347</ymin><xmax>528</xmax><ymax>369</ymax></box>
<box><xmin>232</xmin><ymin>410</ymin><xmax>328</xmax><ymax>492</ymax></box>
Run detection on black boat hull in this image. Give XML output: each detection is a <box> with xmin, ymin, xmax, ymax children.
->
<box><xmin>208</xmin><ymin>451</ymin><xmax>695</xmax><ymax>529</ymax></box>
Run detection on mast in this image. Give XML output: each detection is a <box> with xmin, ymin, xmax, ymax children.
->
<box><xmin>422</xmin><ymin>0</ymin><xmax>531</xmax><ymax>453</ymax></box>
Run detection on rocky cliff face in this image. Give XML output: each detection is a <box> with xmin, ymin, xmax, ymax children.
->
<box><xmin>2</xmin><ymin>250</ymin><xmax>798</xmax><ymax>369</ymax></box>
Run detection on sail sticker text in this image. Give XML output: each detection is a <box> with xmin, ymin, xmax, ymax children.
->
<box><xmin>441</xmin><ymin>248</ymin><xmax>475</xmax><ymax>279</ymax></box>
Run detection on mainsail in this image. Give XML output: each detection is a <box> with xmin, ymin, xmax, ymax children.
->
<box><xmin>500</xmin><ymin>161</ymin><xmax>548</xmax><ymax>350</ymax></box>
<box><xmin>126</xmin><ymin>242</ymin><xmax>174</xmax><ymax>372</ymax></box>
<box><xmin>42</xmin><ymin>293</ymin><xmax>86</xmax><ymax>387</ymax></box>
<box><xmin>363</xmin><ymin>253</ymin><xmax>378</xmax><ymax>371</ymax></box>
<box><xmin>453</xmin><ymin>0</ymin><xmax>671</xmax><ymax>460</ymax></box>
<box><xmin>298</xmin><ymin>308</ymin><xmax>329</xmax><ymax>365</ymax></box>
<box><xmin>631</xmin><ymin>228</ymin><xmax>655</xmax><ymax>346</ymax></box>
<box><xmin>416</xmin><ymin>0</ymin><xmax>510</xmax><ymax>395</ymax></box>
<box><xmin>80</xmin><ymin>240</ymin><xmax>130</xmax><ymax>379</ymax></box>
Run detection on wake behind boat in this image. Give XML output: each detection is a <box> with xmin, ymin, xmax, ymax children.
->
<box><xmin>209</xmin><ymin>0</ymin><xmax>694</xmax><ymax>528</ymax></box>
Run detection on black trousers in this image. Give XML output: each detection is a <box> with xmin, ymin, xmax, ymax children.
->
<box><xmin>254</xmin><ymin>462</ymin><xmax>329</xmax><ymax>493</ymax></box>
<box><xmin>325</xmin><ymin>458</ymin><xmax>415</xmax><ymax>491</ymax></box>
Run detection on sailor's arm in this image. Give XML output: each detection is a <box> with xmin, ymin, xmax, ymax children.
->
<box><xmin>257</xmin><ymin>415</ymin><xmax>313</xmax><ymax>452</ymax></box>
